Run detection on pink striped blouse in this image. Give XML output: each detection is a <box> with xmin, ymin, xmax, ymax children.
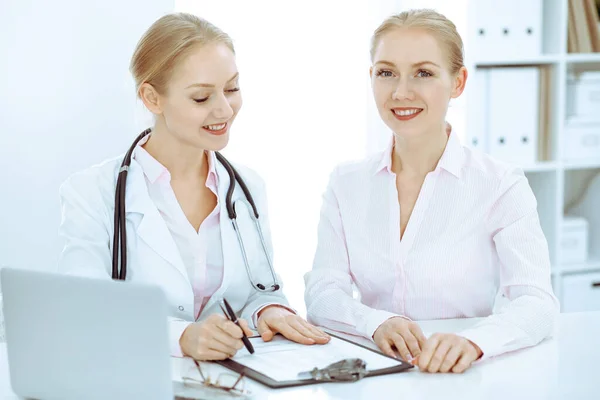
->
<box><xmin>134</xmin><ymin>138</ymin><xmax>223</xmax><ymax>321</ymax></box>
<box><xmin>304</xmin><ymin>131</ymin><xmax>559</xmax><ymax>359</ymax></box>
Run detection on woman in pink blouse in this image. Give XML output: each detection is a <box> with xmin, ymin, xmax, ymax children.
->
<box><xmin>304</xmin><ymin>9</ymin><xmax>559</xmax><ymax>373</ymax></box>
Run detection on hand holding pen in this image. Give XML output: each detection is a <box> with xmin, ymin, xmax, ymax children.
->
<box><xmin>179</xmin><ymin>302</ymin><xmax>254</xmax><ymax>360</ymax></box>
<box><xmin>220</xmin><ymin>298</ymin><xmax>255</xmax><ymax>355</ymax></box>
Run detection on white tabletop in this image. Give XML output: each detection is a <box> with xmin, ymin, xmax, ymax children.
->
<box><xmin>2</xmin><ymin>312</ymin><xmax>599</xmax><ymax>400</ymax></box>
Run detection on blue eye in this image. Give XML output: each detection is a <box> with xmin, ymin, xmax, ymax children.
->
<box><xmin>375</xmin><ymin>69</ymin><xmax>394</xmax><ymax>78</ymax></box>
<box><xmin>417</xmin><ymin>70</ymin><xmax>433</xmax><ymax>78</ymax></box>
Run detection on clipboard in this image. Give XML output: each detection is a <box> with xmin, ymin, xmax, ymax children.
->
<box><xmin>215</xmin><ymin>333</ymin><xmax>413</xmax><ymax>388</ymax></box>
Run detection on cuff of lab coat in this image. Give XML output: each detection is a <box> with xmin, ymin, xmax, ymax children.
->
<box><xmin>458</xmin><ymin>325</ymin><xmax>502</xmax><ymax>361</ymax></box>
<box><xmin>364</xmin><ymin>310</ymin><xmax>408</xmax><ymax>341</ymax></box>
<box><xmin>252</xmin><ymin>303</ymin><xmax>297</xmax><ymax>328</ymax></box>
<box><xmin>169</xmin><ymin>318</ymin><xmax>193</xmax><ymax>358</ymax></box>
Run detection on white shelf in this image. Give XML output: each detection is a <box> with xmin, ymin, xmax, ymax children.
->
<box><xmin>563</xmin><ymin>159</ymin><xmax>600</xmax><ymax>170</ymax></box>
<box><xmin>474</xmin><ymin>55</ymin><xmax>561</xmax><ymax>68</ymax></box>
<box><xmin>560</xmin><ymin>259</ymin><xmax>600</xmax><ymax>275</ymax></box>
<box><xmin>467</xmin><ymin>0</ymin><xmax>600</xmax><ymax>311</ymax></box>
<box><xmin>522</xmin><ymin>162</ymin><xmax>559</xmax><ymax>172</ymax></box>
<box><xmin>565</xmin><ymin>53</ymin><xmax>600</xmax><ymax>63</ymax></box>
<box><xmin>474</xmin><ymin>53</ymin><xmax>600</xmax><ymax>67</ymax></box>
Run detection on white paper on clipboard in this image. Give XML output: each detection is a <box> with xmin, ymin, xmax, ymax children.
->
<box><xmin>231</xmin><ymin>335</ymin><xmax>405</xmax><ymax>382</ymax></box>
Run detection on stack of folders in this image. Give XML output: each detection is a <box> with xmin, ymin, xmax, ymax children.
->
<box><xmin>470</xmin><ymin>0</ymin><xmax>542</xmax><ymax>61</ymax></box>
<box><xmin>471</xmin><ymin>66</ymin><xmax>549</xmax><ymax>166</ymax></box>
<box><xmin>565</xmin><ymin>71</ymin><xmax>600</xmax><ymax>161</ymax></box>
<box><xmin>568</xmin><ymin>0</ymin><xmax>600</xmax><ymax>53</ymax></box>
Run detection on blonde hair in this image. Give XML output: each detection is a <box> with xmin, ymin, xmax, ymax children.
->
<box><xmin>130</xmin><ymin>12</ymin><xmax>234</xmax><ymax>96</ymax></box>
<box><xmin>370</xmin><ymin>9</ymin><xmax>464</xmax><ymax>75</ymax></box>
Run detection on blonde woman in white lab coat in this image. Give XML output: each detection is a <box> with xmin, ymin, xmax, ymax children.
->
<box><xmin>305</xmin><ymin>9</ymin><xmax>559</xmax><ymax>373</ymax></box>
<box><xmin>58</xmin><ymin>13</ymin><xmax>329</xmax><ymax>361</ymax></box>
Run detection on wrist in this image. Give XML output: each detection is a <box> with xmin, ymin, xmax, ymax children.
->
<box><xmin>178</xmin><ymin>323</ymin><xmax>193</xmax><ymax>356</ymax></box>
<box><xmin>468</xmin><ymin>339</ymin><xmax>483</xmax><ymax>359</ymax></box>
<box><xmin>372</xmin><ymin>316</ymin><xmax>407</xmax><ymax>339</ymax></box>
<box><xmin>258</xmin><ymin>304</ymin><xmax>293</xmax><ymax>319</ymax></box>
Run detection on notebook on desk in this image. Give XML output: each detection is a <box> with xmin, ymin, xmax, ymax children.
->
<box><xmin>215</xmin><ymin>333</ymin><xmax>413</xmax><ymax>388</ymax></box>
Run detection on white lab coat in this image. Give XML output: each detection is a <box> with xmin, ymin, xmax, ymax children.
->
<box><xmin>57</xmin><ymin>152</ymin><xmax>290</xmax><ymax>353</ymax></box>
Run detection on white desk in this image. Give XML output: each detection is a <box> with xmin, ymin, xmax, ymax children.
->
<box><xmin>2</xmin><ymin>312</ymin><xmax>599</xmax><ymax>399</ymax></box>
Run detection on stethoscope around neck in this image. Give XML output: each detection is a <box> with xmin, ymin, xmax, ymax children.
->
<box><xmin>111</xmin><ymin>128</ymin><xmax>280</xmax><ymax>293</ymax></box>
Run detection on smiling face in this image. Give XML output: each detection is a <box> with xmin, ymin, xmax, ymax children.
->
<box><xmin>370</xmin><ymin>27</ymin><xmax>466</xmax><ymax>138</ymax></box>
<box><xmin>146</xmin><ymin>42</ymin><xmax>242</xmax><ymax>151</ymax></box>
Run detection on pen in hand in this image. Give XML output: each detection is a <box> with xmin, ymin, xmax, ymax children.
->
<box><xmin>220</xmin><ymin>298</ymin><xmax>255</xmax><ymax>355</ymax></box>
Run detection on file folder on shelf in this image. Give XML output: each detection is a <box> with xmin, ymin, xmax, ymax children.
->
<box><xmin>466</xmin><ymin>68</ymin><xmax>489</xmax><ymax>152</ymax></box>
<box><xmin>488</xmin><ymin>67</ymin><xmax>540</xmax><ymax>166</ymax></box>
<box><xmin>470</xmin><ymin>0</ymin><xmax>542</xmax><ymax>61</ymax></box>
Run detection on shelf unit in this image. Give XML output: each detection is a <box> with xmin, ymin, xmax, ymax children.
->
<box><xmin>559</xmin><ymin>258</ymin><xmax>600</xmax><ymax>275</ymax></box>
<box><xmin>466</xmin><ymin>0</ymin><xmax>600</xmax><ymax>309</ymax></box>
<box><xmin>475</xmin><ymin>53</ymin><xmax>600</xmax><ymax>66</ymax></box>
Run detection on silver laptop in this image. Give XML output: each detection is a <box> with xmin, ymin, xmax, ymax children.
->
<box><xmin>1</xmin><ymin>268</ymin><xmax>173</xmax><ymax>400</ymax></box>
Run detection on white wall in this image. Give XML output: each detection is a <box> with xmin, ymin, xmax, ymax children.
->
<box><xmin>0</xmin><ymin>0</ymin><xmax>173</xmax><ymax>271</ymax></box>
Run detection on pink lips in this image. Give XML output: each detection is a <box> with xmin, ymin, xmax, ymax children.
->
<box><xmin>203</xmin><ymin>122</ymin><xmax>228</xmax><ymax>136</ymax></box>
<box><xmin>391</xmin><ymin>108</ymin><xmax>423</xmax><ymax>121</ymax></box>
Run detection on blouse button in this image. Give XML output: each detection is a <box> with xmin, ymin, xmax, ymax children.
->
<box><xmin>178</xmin><ymin>306</ymin><xmax>184</xmax><ymax>311</ymax></box>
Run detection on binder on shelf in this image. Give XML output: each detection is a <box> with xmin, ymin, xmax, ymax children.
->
<box><xmin>569</xmin><ymin>0</ymin><xmax>599</xmax><ymax>53</ymax></box>
<box><xmin>568</xmin><ymin>0</ymin><xmax>579</xmax><ymax>53</ymax></box>
<box><xmin>488</xmin><ymin>67</ymin><xmax>540</xmax><ymax>166</ymax></box>
<box><xmin>538</xmin><ymin>66</ymin><xmax>552</xmax><ymax>161</ymax></box>
<box><xmin>567</xmin><ymin>171</ymin><xmax>600</xmax><ymax>261</ymax></box>
<box><xmin>511</xmin><ymin>0</ymin><xmax>543</xmax><ymax>58</ymax></box>
<box><xmin>563</xmin><ymin>117</ymin><xmax>600</xmax><ymax>161</ymax></box>
<box><xmin>469</xmin><ymin>0</ymin><xmax>494</xmax><ymax>60</ymax></box>
<box><xmin>470</xmin><ymin>0</ymin><xmax>542</xmax><ymax>61</ymax></box>
<box><xmin>466</xmin><ymin>68</ymin><xmax>489</xmax><ymax>151</ymax></box>
<box><xmin>584</xmin><ymin>0</ymin><xmax>600</xmax><ymax>52</ymax></box>
<box><xmin>567</xmin><ymin>71</ymin><xmax>600</xmax><ymax>119</ymax></box>
<box><xmin>560</xmin><ymin>216</ymin><xmax>589</xmax><ymax>264</ymax></box>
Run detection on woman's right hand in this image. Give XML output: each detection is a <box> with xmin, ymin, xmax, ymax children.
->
<box><xmin>179</xmin><ymin>314</ymin><xmax>254</xmax><ymax>360</ymax></box>
<box><xmin>373</xmin><ymin>317</ymin><xmax>427</xmax><ymax>361</ymax></box>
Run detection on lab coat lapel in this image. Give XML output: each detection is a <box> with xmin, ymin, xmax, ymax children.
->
<box><xmin>124</xmin><ymin>161</ymin><xmax>189</xmax><ymax>283</ymax></box>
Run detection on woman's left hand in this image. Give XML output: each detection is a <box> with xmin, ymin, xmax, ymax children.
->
<box><xmin>414</xmin><ymin>333</ymin><xmax>483</xmax><ymax>373</ymax></box>
<box><xmin>257</xmin><ymin>306</ymin><xmax>331</xmax><ymax>345</ymax></box>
